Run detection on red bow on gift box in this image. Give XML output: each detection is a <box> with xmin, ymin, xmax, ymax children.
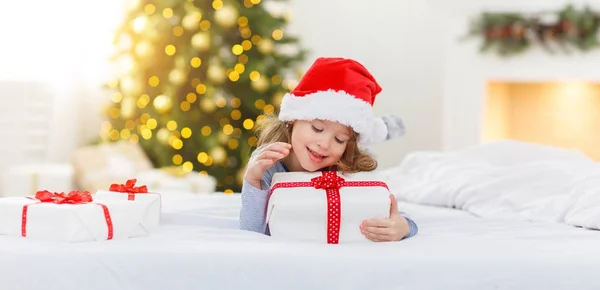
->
<box><xmin>109</xmin><ymin>179</ymin><xmax>148</xmax><ymax>200</ymax></box>
<box><xmin>34</xmin><ymin>190</ymin><xmax>93</xmax><ymax>204</ymax></box>
<box><xmin>310</xmin><ymin>171</ymin><xmax>346</xmax><ymax>190</ymax></box>
<box><xmin>109</xmin><ymin>179</ymin><xmax>148</xmax><ymax>193</ymax></box>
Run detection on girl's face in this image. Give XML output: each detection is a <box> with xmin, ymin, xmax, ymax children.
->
<box><xmin>287</xmin><ymin>119</ymin><xmax>351</xmax><ymax>172</ymax></box>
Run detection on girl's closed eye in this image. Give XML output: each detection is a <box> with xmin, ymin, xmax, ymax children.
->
<box><xmin>311</xmin><ymin>125</ymin><xmax>323</xmax><ymax>133</ymax></box>
<box><xmin>334</xmin><ymin>137</ymin><xmax>347</xmax><ymax>144</ymax></box>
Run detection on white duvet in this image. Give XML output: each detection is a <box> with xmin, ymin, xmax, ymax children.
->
<box><xmin>381</xmin><ymin>140</ymin><xmax>600</xmax><ymax>230</ymax></box>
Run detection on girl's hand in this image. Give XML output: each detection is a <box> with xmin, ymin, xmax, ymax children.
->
<box><xmin>360</xmin><ymin>194</ymin><xmax>409</xmax><ymax>242</ymax></box>
<box><xmin>244</xmin><ymin>142</ymin><xmax>292</xmax><ymax>189</ymax></box>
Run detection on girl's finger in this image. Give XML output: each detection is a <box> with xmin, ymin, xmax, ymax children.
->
<box><xmin>362</xmin><ymin>231</ymin><xmax>389</xmax><ymax>242</ymax></box>
<box><xmin>256</xmin><ymin>150</ymin><xmax>286</xmax><ymax>162</ymax></box>
<box><xmin>361</xmin><ymin>225</ymin><xmax>392</xmax><ymax>236</ymax></box>
<box><xmin>265</xmin><ymin>142</ymin><xmax>292</xmax><ymax>155</ymax></box>
<box><xmin>362</xmin><ymin>219</ymin><xmax>393</xmax><ymax>228</ymax></box>
<box><xmin>255</xmin><ymin>159</ymin><xmax>274</xmax><ymax>170</ymax></box>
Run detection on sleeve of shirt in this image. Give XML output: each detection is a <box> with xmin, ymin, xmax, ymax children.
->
<box><xmin>239</xmin><ymin>147</ymin><xmax>273</xmax><ymax>235</ymax></box>
<box><xmin>239</xmin><ymin>177</ymin><xmax>271</xmax><ymax>234</ymax></box>
<box><xmin>399</xmin><ymin>211</ymin><xmax>419</xmax><ymax>239</ymax></box>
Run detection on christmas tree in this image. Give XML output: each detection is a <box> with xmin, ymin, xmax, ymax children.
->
<box><xmin>102</xmin><ymin>0</ymin><xmax>306</xmax><ymax>192</ymax></box>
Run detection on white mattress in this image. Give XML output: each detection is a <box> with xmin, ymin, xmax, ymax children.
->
<box><xmin>1</xmin><ymin>193</ymin><xmax>600</xmax><ymax>290</ymax></box>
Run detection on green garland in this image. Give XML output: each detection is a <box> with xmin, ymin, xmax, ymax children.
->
<box><xmin>464</xmin><ymin>4</ymin><xmax>600</xmax><ymax>56</ymax></box>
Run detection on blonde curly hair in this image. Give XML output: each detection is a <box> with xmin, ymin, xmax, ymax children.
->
<box><xmin>254</xmin><ymin>114</ymin><xmax>378</xmax><ymax>173</ymax></box>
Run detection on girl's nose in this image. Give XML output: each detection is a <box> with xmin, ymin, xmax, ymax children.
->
<box><xmin>317</xmin><ymin>137</ymin><xmax>331</xmax><ymax>150</ymax></box>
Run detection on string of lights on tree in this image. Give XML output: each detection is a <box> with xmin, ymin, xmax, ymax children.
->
<box><xmin>464</xmin><ymin>4</ymin><xmax>600</xmax><ymax>56</ymax></box>
<box><xmin>102</xmin><ymin>0</ymin><xmax>307</xmax><ymax>192</ymax></box>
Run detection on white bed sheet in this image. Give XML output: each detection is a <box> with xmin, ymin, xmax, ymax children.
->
<box><xmin>1</xmin><ymin>193</ymin><xmax>600</xmax><ymax>290</ymax></box>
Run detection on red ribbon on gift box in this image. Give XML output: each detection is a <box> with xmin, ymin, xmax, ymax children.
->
<box><xmin>109</xmin><ymin>179</ymin><xmax>148</xmax><ymax>200</ymax></box>
<box><xmin>22</xmin><ymin>190</ymin><xmax>114</xmax><ymax>240</ymax></box>
<box><xmin>268</xmin><ymin>171</ymin><xmax>388</xmax><ymax>244</ymax></box>
<box><xmin>34</xmin><ymin>190</ymin><xmax>93</xmax><ymax>204</ymax></box>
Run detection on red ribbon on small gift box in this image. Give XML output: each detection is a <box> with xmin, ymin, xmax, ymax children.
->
<box><xmin>33</xmin><ymin>190</ymin><xmax>93</xmax><ymax>204</ymax></box>
<box><xmin>109</xmin><ymin>179</ymin><xmax>149</xmax><ymax>200</ymax></box>
<box><xmin>268</xmin><ymin>171</ymin><xmax>389</xmax><ymax>244</ymax></box>
<box><xmin>22</xmin><ymin>190</ymin><xmax>114</xmax><ymax>240</ymax></box>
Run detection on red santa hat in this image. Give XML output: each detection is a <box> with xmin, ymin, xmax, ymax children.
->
<box><xmin>279</xmin><ymin>57</ymin><xmax>402</xmax><ymax>144</ymax></box>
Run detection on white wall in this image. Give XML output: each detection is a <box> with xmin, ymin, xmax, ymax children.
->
<box><xmin>288</xmin><ymin>0</ymin><xmax>445</xmax><ymax>168</ymax></box>
<box><xmin>431</xmin><ymin>0</ymin><xmax>600</xmax><ymax>16</ymax></box>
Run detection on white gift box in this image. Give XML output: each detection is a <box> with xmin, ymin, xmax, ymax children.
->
<box><xmin>1</xmin><ymin>164</ymin><xmax>73</xmax><ymax>197</ymax></box>
<box><xmin>135</xmin><ymin>169</ymin><xmax>217</xmax><ymax>194</ymax></box>
<box><xmin>0</xmin><ymin>194</ymin><xmax>148</xmax><ymax>242</ymax></box>
<box><xmin>95</xmin><ymin>180</ymin><xmax>161</xmax><ymax>231</ymax></box>
<box><xmin>266</xmin><ymin>171</ymin><xmax>391</xmax><ymax>244</ymax></box>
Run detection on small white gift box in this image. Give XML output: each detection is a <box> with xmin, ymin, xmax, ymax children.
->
<box><xmin>0</xmin><ymin>190</ymin><xmax>148</xmax><ymax>242</ymax></box>
<box><xmin>1</xmin><ymin>164</ymin><xmax>74</xmax><ymax>197</ymax></box>
<box><xmin>266</xmin><ymin>171</ymin><xmax>391</xmax><ymax>244</ymax></box>
<box><xmin>95</xmin><ymin>179</ymin><xmax>161</xmax><ymax>231</ymax></box>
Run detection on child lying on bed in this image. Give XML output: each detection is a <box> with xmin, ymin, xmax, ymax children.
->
<box><xmin>239</xmin><ymin>57</ymin><xmax>418</xmax><ymax>242</ymax></box>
